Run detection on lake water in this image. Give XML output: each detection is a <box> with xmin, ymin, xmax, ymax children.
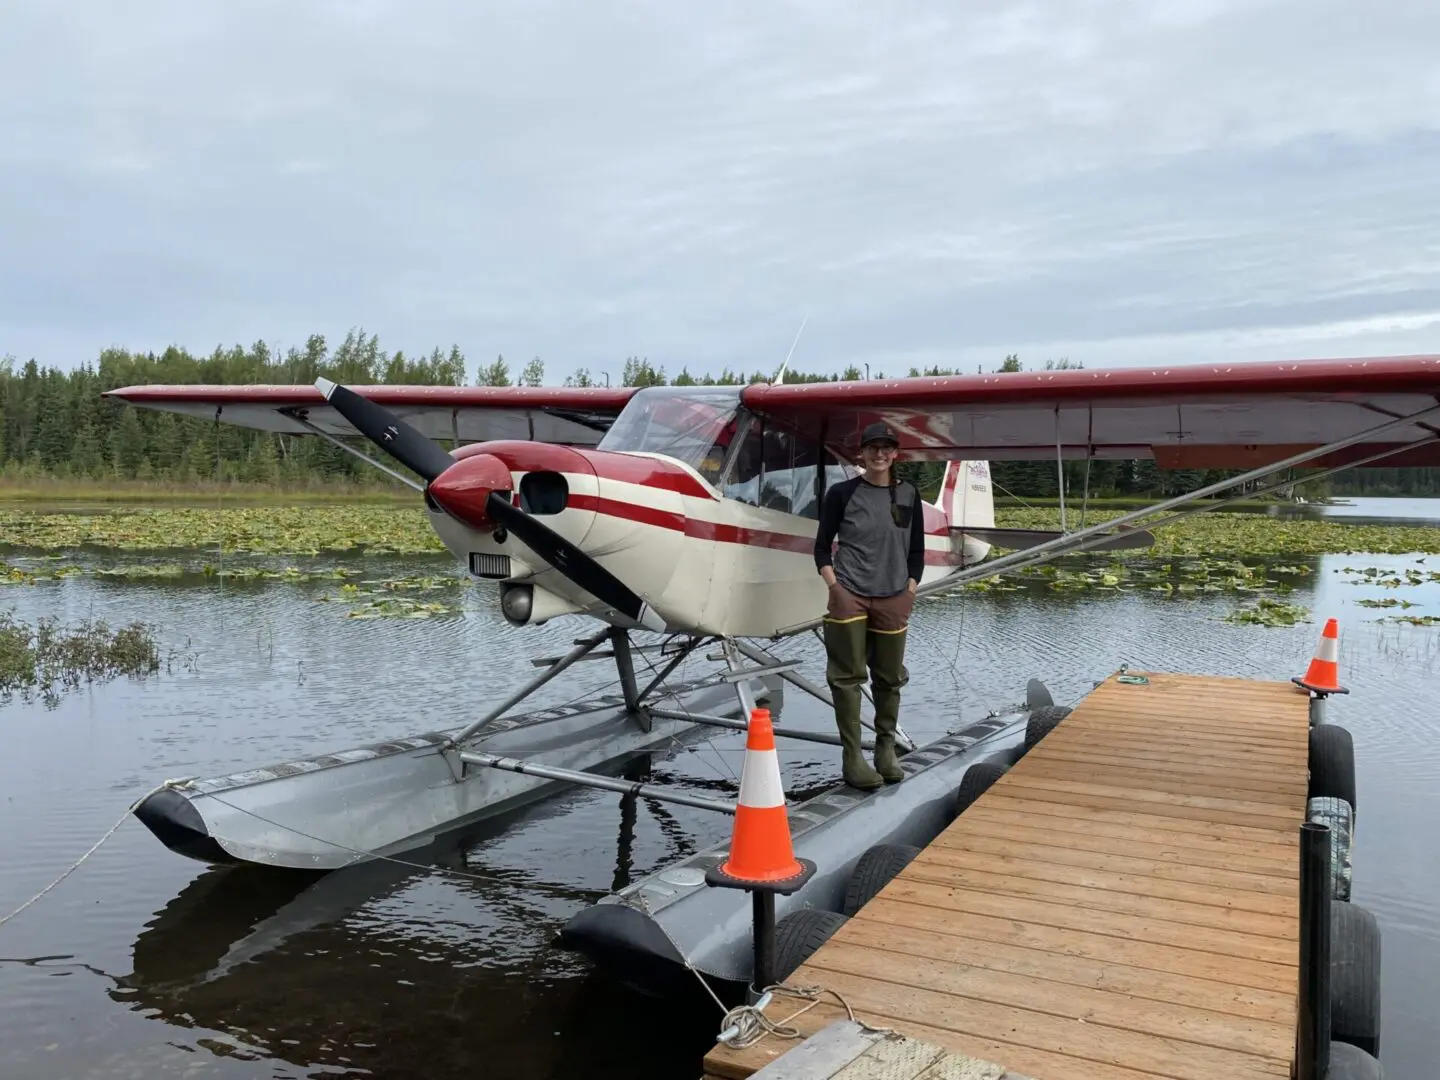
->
<box><xmin>2</xmin><ymin>497</ymin><xmax>1438</xmax><ymax>1079</ymax></box>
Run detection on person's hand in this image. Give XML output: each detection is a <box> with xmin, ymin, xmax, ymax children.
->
<box><xmin>821</xmin><ymin>568</ymin><xmax>837</xmax><ymax>588</ymax></box>
<box><xmin>906</xmin><ymin>578</ymin><xmax>917</xmax><ymax>594</ymax></box>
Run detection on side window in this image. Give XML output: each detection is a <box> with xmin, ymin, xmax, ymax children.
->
<box><xmin>756</xmin><ymin>423</ymin><xmax>825</xmax><ymax>519</ymax></box>
<box><xmin>722</xmin><ymin>419</ymin><xmax>764</xmax><ymax>506</ymax></box>
<box><xmin>759</xmin><ymin>425</ymin><xmax>796</xmax><ymax>513</ymax></box>
<box><xmin>696</xmin><ymin>416</ymin><xmax>738</xmax><ymax>486</ymax></box>
<box><xmin>723</xmin><ymin>417</ymin><xmax>827</xmax><ymax>518</ymax></box>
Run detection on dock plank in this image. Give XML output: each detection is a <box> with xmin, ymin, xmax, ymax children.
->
<box><xmin>701</xmin><ymin>670</ymin><xmax>1311</xmax><ymax>1080</ymax></box>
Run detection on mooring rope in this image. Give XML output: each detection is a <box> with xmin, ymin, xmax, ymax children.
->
<box><xmin>0</xmin><ymin>779</ymin><xmax>186</xmax><ymax>929</ymax></box>
<box><xmin>717</xmin><ymin>983</ymin><xmax>895</xmax><ymax>1050</ymax></box>
<box><xmin>613</xmin><ymin>889</ymin><xmax>890</xmax><ymax>1052</ymax></box>
<box><xmin>0</xmin><ymin>778</ymin><xmax>613</xmax><ymax>933</ymax></box>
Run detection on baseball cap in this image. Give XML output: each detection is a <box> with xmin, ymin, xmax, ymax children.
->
<box><xmin>860</xmin><ymin>422</ymin><xmax>899</xmax><ymax>448</ymax></box>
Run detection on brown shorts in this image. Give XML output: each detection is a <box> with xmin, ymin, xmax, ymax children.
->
<box><xmin>824</xmin><ymin>581</ymin><xmax>915</xmax><ymax>632</ymax></box>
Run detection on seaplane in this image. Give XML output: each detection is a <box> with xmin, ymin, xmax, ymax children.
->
<box><xmin>107</xmin><ymin>354</ymin><xmax>1440</xmax><ymax>996</ymax></box>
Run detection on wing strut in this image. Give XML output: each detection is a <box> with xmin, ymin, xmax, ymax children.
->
<box><xmin>927</xmin><ymin>402</ymin><xmax>1440</xmax><ymax>594</ymax></box>
<box><xmin>293</xmin><ymin>416</ymin><xmax>426</xmax><ymax>492</ymax></box>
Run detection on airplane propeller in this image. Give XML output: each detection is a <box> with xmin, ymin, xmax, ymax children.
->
<box><xmin>315</xmin><ymin>377</ymin><xmax>456</xmax><ymax>482</ymax></box>
<box><xmin>315</xmin><ymin>377</ymin><xmax>665</xmax><ymax>633</ymax></box>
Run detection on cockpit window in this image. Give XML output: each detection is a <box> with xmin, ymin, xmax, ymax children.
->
<box><xmin>595</xmin><ymin>386</ymin><xmax>744</xmax><ymax>484</ymax></box>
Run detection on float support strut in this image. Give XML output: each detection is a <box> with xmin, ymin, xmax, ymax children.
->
<box><xmin>451</xmin><ymin>627</ymin><xmax>611</xmax><ymax>746</ymax></box>
<box><xmin>458</xmin><ymin>751</ymin><xmax>736</xmax><ymax>815</ymax></box>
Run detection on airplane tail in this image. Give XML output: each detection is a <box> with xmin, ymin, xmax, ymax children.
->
<box><xmin>936</xmin><ymin>460</ymin><xmax>995</xmax><ymax>531</ymax></box>
<box><xmin>937</xmin><ymin>459</ymin><xmax>1156</xmax><ymax>555</ymax></box>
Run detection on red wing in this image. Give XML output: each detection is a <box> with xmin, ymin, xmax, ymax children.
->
<box><xmin>104</xmin><ymin>383</ymin><xmax>639</xmax><ymax>446</ymax></box>
<box><xmin>742</xmin><ymin>355</ymin><xmax>1440</xmax><ymax>469</ymax></box>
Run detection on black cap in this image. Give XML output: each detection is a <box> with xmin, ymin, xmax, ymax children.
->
<box><xmin>860</xmin><ymin>422</ymin><xmax>899</xmax><ymax>448</ymax></box>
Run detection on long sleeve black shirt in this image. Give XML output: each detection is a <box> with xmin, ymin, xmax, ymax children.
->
<box><xmin>813</xmin><ymin>475</ymin><xmax>925</xmax><ymax>597</ymax></box>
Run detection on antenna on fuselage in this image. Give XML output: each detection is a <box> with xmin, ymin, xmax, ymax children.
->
<box><xmin>771</xmin><ymin>312</ymin><xmax>808</xmax><ymax>385</ymax></box>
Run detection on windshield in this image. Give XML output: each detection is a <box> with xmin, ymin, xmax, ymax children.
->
<box><xmin>597</xmin><ymin>386</ymin><xmax>744</xmax><ymax>483</ymax></box>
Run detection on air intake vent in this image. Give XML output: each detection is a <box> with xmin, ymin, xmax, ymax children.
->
<box><xmin>469</xmin><ymin>552</ymin><xmax>512</xmax><ymax>579</ymax></box>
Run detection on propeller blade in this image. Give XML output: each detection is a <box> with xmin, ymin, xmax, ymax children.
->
<box><xmin>484</xmin><ymin>492</ymin><xmax>666</xmax><ymax>633</ymax></box>
<box><xmin>315</xmin><ymin>377</ymin><xmax>456</xmax><ymax>483</ymax></box>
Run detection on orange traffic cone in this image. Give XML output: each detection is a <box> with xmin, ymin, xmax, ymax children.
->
<box><xmin>706</xmin><ymin>708</ymin><xmax>815</xmax><ymax>892</ymax></box>
<box><xmin>1293</xmin><ymin>618</ymin><xmax>1348</xmax><ymax>695</ymax></box>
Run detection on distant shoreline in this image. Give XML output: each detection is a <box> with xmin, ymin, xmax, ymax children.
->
<box><xmin>0</xmin><ymin>475</ymin><xmax>415</xmax><ymax>506</ymax></box>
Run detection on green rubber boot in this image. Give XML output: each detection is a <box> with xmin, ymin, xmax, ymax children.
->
<box><xmin>824</xmin><ymin>618</ymin><xmax>883</xmax><ymax>790</ymax></box>
<box><xmin>867</xmin><ymin>628</ymin><xmax>910</xmax><ymax>783</ymax></box>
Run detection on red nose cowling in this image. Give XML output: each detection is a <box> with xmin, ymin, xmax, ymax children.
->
<box><xmin>426</xmin><ymin>453</ymin><xmax>512</xmax><ymax>530</ymax></box>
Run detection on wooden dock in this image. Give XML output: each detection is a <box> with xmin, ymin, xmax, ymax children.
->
<box><xmin>702</xmin><ymin>670</ymin><xmax>1312</xmax><ymax>1080</ymax></box>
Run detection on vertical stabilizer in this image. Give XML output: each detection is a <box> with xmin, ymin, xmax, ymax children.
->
<box><xmin>937</xmin><ymin>461</ymin><xmax>995</xmax><ymax>530</ymax></box>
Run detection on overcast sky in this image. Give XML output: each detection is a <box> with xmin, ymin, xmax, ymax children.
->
<box><xmin>3</xmin><ymin>0</ymin><xmax>1438</xmax><ymax>384</ymax></box>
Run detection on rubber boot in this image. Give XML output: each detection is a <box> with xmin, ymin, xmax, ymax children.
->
<box><xmin>824</xmin><ymin>618</ymin><xmax>883</xmax><ymax>790</ymax></box>
<box><xmin>867</xmin><ymin>628</ymin><xmax>910</xmax><ymax>783</ymax></box>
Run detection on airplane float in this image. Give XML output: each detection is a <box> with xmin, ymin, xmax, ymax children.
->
<box><xmin>106</xmin><ymin>355</ymin><xmax>1440</xmax><ymax>993</ymax></box>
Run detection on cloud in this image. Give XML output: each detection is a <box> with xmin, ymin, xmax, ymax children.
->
<box><xmin>1</xmin><ymin>0</ymin><xmax>1438</xmax><ymax>382</ymax></box>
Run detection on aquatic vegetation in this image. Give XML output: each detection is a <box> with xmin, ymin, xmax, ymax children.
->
<box><xmin>1336</xmin><ymin>565</ymin><xmax>1440</xmax><ymax>589</ymax></box>
<box><xmin>307</xmin><ymin>571</ymin><xmax>468</xmax><ymax>618</ymax></box>
<box><xmin>955</xmin><ymin>553</ymin><xmax>1329</xmax><ymax>601</ymax></box>
<box><xmin>1382</xmin><ymin>614</ymin><xmax>1440</xmax><ymax>626</ymax></box>
<box><xmin>1222</xmin><ymin>599</ymin><xmax>1312</xmax><ymax>627</ymax></box>
<box><xmin>991</xmin><ymin>508</ymin><xmax>1440</xmax><ymax>557</ymax></box>
<box><xmin>0</xmin><ymin>610</ymin><xmax>165</xmax><ymax>706</ymax></box>
<box><xmin>0</xmin><ymin>505</ymin><xmax>446</xmax><ymax>557</ymax></box>
<box><xmin>2</xmin><ymin>561</ymin><xmax>83</xmax><ymax>584</ymax></box>
<box><xmin>2</xmin><ymin>501</ymin><xmax>1437</xmax><ymax>560</ymax></box>
<box><xmin>341</xmin><ymin>597</ymin><xmax>461</xmax><ymax>619</ymax></box>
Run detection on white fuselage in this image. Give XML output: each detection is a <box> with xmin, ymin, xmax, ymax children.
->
<box><xmin>426</xmin><ymin>447</ymin><xmax>993</xmax><ymax>639</ymax></box>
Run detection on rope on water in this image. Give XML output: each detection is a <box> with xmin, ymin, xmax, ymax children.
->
<box><xmin>0</xmin><ymin>778</ymin><xmax>189</xmax><ymax>930</ymax></box>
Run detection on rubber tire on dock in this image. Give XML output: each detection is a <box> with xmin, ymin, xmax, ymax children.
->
<box><xmin>1309</xmin><ymin>723</ymin><xmax>1357</xmax><ymax>815</ymax></box>
<box><xmin>1023</xmin><ymin>705</ymin><xmax>1072</xmax><ymax>752</ymax></box>
<box><xmin>841</xmin><ymin>844</ymin><xmax>921</xmax><ymax>917</ymax></box>
<box><xmin>772</xmin><ymin>909</ymin><xmax>849</xmax><ymax>983</ymax></box>
<box><xmin>1332</xmin><ymin>900</ymin><xmax>1382</xmax><ymax>1059</ymax></box>
<box><xmin>952</xmin><ymin>761</ymin><xmax>1009</xmax><ymax>819</ymax></box>
<box><xmin>1326</xmin><ymin>1041</ymin><xmax>1384</xmax><ymax>1079</ymax></box>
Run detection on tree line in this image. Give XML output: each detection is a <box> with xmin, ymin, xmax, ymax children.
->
<box><xmin>1</xmin><ymin>329</ymin><xmax>1433</xmax><ymax>498</ymax></box>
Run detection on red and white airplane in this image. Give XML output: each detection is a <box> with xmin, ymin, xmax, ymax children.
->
<box><xmin>112</xmin><ymin>379</ymin><xmax>1012</xmax><ymax>641</ymax></box>
<box><xmin>106</xmin><ymin>355</ymin><xmax>1440</xmax><ymax>871</ymax></box>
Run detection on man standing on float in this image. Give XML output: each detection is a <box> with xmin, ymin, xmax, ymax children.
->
<box><xmin>813</xmin><ymin>422</ymin><xmax>925</xmax><ymax>790</ymax></box>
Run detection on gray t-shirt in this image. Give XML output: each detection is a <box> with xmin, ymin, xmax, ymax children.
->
<box><xmin>813</xmin><ymin>476</ymin><xmax>926</xmax><ymax>597</ymax></box>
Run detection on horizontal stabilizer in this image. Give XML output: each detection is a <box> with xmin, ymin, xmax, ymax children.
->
<box><xmin>952</xmin><ymin>526</ymin><xmax>1155</xmax><ymax>552</ymax></box>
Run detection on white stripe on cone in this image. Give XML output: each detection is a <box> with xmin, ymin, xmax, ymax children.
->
<box><xmin>1315</xmin><ymin>632</ymin><xmax>1338</xmax><ymax>663</ymax></box>
<box><xmin>737</xmin><ymin>748</ymin><xmax>785</xmax><ymax>809</ymax></box>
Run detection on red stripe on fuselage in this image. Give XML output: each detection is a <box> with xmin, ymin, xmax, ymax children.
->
<box><xmin>576</xmin><ymin>451</ymin><xmax>718</xmax><ymax>500</ymax></box>
<box><xmin>567</xmin><ymin>495</ymin><xmax>961</xmax><ymax>564</ymax></box>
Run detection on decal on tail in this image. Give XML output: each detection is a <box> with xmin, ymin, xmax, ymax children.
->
<box><xmin>937</xmin><ymin>460</ymin><xmax>995</xmax><ymax>531</ymax></box>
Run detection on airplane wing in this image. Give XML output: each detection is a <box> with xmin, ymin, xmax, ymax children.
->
<box><xmin>102</xmin><ymin>383</ymin><xmax>640</xmax><ymax>447</ymax></box>
<box><xmin>741</xmin><ymin>355</ymin><xmax>1440</xmax><ymax>469</ymax></box>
